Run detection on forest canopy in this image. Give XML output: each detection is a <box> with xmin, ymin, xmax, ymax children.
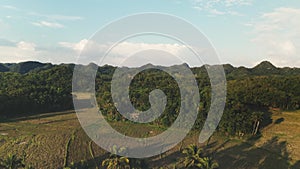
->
<box><xmin>0</xmin><ymin>61</ymin><xmax>299</xmax><ymax>136</ymax></box>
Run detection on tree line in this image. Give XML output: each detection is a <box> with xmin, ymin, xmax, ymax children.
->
<box><xmin>1</xmin><ymin>61</ymin><xmax>300</xmax><ymax>136</ymax></box>
<box><xmin>0</xmin><ymin>65</ymin><xmax>73</xmax><ymax>117</ymax></box>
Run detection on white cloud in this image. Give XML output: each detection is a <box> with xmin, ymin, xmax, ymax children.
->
<box><xmin>59</xmin><ymin>39</ymin><xmax>88</xmax><ymax>52</ymax></box>
<box><xmin>28</xmin><ymin>12</ymin><xmax>84</xmax><ymax>21</ymax></box>
<box><xmin>0</xmin><ymin>46</ymin><xmax>36</xmax><ymax>63</ymax></box>
<box><xmin>0</xmin><ymin>38</ymin><xmax>215</xmax><ymax>67</ymax></box>
<box><xmin>249</xmin><ymin>7</ymin><xmax>300</xmax><ymax>67</ymax></box>
<box><xmin>106</xmin><ymin>42</ymin><xmax>187</xmax><ymax>57</ymax></box>
<box><xmin>46</xmin><ymin>15</ymin><xmax>83</xmax><ymax>21</ymax></box>
<box><xmin>59</xmin><ymin>40</ymin><xmax>188</xmax><ymax>56</ymax></box>
<box><xmin>2</xmin><ymin>5</ymin><xmax>18</xmax><ymax>10</ymax></box>
<box><xmin>192</xmin><ymin>0</ymin><xmax>252</xmax><ymax>16</ymax></box>
<box><xmin>32</xmin><ymin>21</ymin><xmax>64</xmax><ymax>28</ymax></box>
<box><xmin>58</xmin><ymin>39</ymin><xmax>211</xmax><ymax>66</ymax></box>
<box><xmin>209</xmin><ymin>9</ymin><xmax>226</xmax><ymax>15</ymax></box>
<box><xmin>0</xmin><ymin>40</ymin><xmax>76</xmax><ymax>64</ymax></box>
<box><xmin>224</xmin><ymin>0</ymin><xmax>252</xmax><ymax>6</ymax></box>
<box><xmin>17</xmin><ymin>41</ymin><xmax>36</xmax><ymax>51</ymax></box>
<box><xmin>0</xmin><ymin>41</ymin><xmax>37</xmax><ymax>62</ymax></box>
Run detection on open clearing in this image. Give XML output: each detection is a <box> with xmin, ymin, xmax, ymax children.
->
<box><xmin>0</xmin><ymin>110</ymin><xmax>299</xmax><ymax>169</ymax></box>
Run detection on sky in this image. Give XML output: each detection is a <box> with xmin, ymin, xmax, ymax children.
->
<box><xmin>0</xmin><ymin>0</ymin><xmax>300</xmax><ymax>67</ymax></box>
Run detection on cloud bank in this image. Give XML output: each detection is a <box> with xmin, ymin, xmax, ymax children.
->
<box><xmin>250</xmin><ymin>7</ymin><xmax>300</xmax><ymax>67</ymax></box>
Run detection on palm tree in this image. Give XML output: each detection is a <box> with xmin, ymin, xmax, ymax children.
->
<box><xmin>0</xmin><ymin>154</ymin><xmax>25</xmax><ymax>169</ymax></box>
<box><xmin>251</xmin><ymin>112</ymin><xmax>264</xmax><ymax>135</ymax></box>
<box><xmin>180</xmin><ymin>144</ymin><xmax>219</xmax><ymax>169</ymax></box>
<box><xmin>199</xmin><ymin>157</ymin><xmax>218</xmax><ymax>169</ymax></box>
<box><xmin>181</xmin><ymin>144</ymin><xmax>204</xmax><ymax>168</ymax></box>
<box><xmin>102</xmin><ymin>155</ymin><xmax>130</xmax><ymax>169</ymax></box>
<box><xmin>102</xmin><ymin>145</ymin><xmax>130</xmax><ymax>169</ymax></box>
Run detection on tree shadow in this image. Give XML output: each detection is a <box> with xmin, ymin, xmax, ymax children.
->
<box><xmin>275</xmin><ymin>117</ymin><xmax>285</xmax><ymax>124</ymax></box>
<box><xmin>205</xmin><ymin>141</ymin><xmax>218</xmax><ymax>149</ymax></box>
<box><xmin>215</xmin><ymin>136</ymin><xmax>299</xmax><ymax>169</ymax></box>
<box><xmin>247</xmin><ymin>105</ymin><xmax>273</xmax><ymax>128</ymax></box>
<box><xmin>261</xmin><ymin>109</ymin><xmax>273</xmax><ymax>128</ymax></box>
<box><xmin>0</xmin><ymin>97</ymin><xmax>93</xmax><ymax>123</ymax></box>
<box><xmin>291</xmin><ymin>161</ymin><xmax>300</xmax><ymax>169</ymax></box>
<box><xmin>146</xmin><ymin>150</ymin><xmax>181</xmax><ymax>168</ymax></box>
<box><xmin>1</xmin><ymin>110</ymin><xmax>75</xmax><ymax>123</ymax></box>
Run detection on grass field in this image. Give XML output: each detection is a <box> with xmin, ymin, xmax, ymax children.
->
<box><xmin>0</xmin><ymin>109</ymin><xmax>300</xmax><ymax>168</ymax></box>
<box><xmin>213</xmin><ymin>110</ymin><xmax>300</xmax><ymax>169</ymax></box>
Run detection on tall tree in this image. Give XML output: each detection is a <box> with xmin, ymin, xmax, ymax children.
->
<box><xmin>181</xmin><ymin>144</ymin><xmax>204</xmax><ymax>168</ymax></box>
<box><xmin>251</xmin><ymin>112</ymin><xmax>264</xmax><ymax>135</ymax></box>
<box><xmin>180</xmin><ymin>144</ymin><xmax>219</xmax><ymax>169</ymax></box>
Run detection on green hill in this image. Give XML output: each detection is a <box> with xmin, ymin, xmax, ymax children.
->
<box><xmin>1</xmin><ymin>61</ymin><xmax>300</xmax><ymax>168</ymax></box>
<box><xmin>0</xmin><ymin>61</ymin><xmax>53</xmax><ymax>74</ymax></box>
<box><xmin>0</xmin><ymin>64</ymin><xmax>9</xmax><ymax>72</ymax></box>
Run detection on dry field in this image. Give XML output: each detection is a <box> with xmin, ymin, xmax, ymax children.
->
<box><xmin>0</xmin><ymin>109</ymin><xmax>299</xmax><ymax>168</ymax></box>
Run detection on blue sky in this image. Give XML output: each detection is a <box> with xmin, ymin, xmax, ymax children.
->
<box><xmin>0</xmin><ymin>0</ymin><xmax>300</xmax><ymax>67</ymax></box>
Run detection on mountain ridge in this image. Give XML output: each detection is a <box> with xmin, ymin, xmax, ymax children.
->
<box><xmin>1</xmin><ymin>61</ymin><xmax>300</xmax><ymax>78</ymax></box>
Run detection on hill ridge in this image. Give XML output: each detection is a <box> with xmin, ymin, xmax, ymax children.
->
<box><xmin>1</xmin><ymin>61</ymin><xmax>300</xmax><ymax>77</ymax></box>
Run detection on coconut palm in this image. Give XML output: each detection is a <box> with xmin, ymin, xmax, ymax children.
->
<box><xmin>102</xmin><ymin>155</ymin><xmax>130</xmax><ymax>169</ymax></box>
<box><xmin>251</xmin><ymin>112</ymin><xmax>264</xmax><ymax>135</ymax></box>
<box><xmin>180</xmin><ymin>144</ymin><xmax>219</xmax><ymax>169</ymax></box>
<box><xmin>199</xmin><ymin>157</ymin><xmax>219</xmax><ymax>169</ymax></box>
<box><xmin>0</xmin><ymin>154</ymin><xmax>25</xmax><ymax>169</ymax></box>
<box><xmin>102</xmin><ymin>145</ymin><xmax>130</xmax><ymax>169</ymax></box>
<box><xmin>181</xmin><ymin>144</ymin><xmax>204</xmax><ymax>168</ymax></box>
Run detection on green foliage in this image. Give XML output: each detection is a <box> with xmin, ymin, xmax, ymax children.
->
<box><xmin>101</xmin><ymin>145</ymin><xmax>147</xmax><ymax>169</ymax></box>
<box><xmin>181</xmin><ymin>144</ymin><xmax>204</xmax><ymax>168</ymax></box>
<box><xmin>102</xmin><ymin>156</ymin><xmax>130</xmax><ymax>169</ymax></box>
<box><xmin>180</xmin><ymin>144</ymin><xmax>218</xmax><ymax>169</ymax></box>
<box><xmin>1</xmin><ymin>61</ymin><xmax>300</xmax><ymax>137</ymax></box>
<box><xmin>101</xmin><ymin>145</ymin><xmax>129</xmax><ymax>169</ymax></box>
<box><xmin>0</xmin><ymin>154</ymin><xmax>25</xmax><ymax>169</ymax></box>
<box><xmin>0</xmin><ymin>65</ymin><xmax>73</xmax><ymax>117</ymax></box>
<box><xmin>0</xmin><ymin>61</ymin><xmax>53</xmax><ymax>74</ymax></box>
<box><xmin>198</xmin><ymin>157</ymin><xmax>219</xmax><ymax>169</ymax></box>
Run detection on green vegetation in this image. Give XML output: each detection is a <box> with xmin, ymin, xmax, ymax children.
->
<box><xmin>102</xmin><ymin>153</ymin><xmax>130</xmax><ymax>169</ymax></box>
<box><xmin>0</xmin><ymin>110</ymin><xmax>300</xmax><ymax>168</ymax></box>
<box><xmin>0</xmin><ymin>154</ymin><xmax>24</xmax><ymax>169</ymax></box>
<box><xmin>0</xmin><ymin>64</ymin><xmax>73</xmax><ymax>117</ymax></box>
<box><xmin>180</xmin><ymin>144</ymin><xmax>218</xmax><ymax>169</ymax></box>
<box><xmin>1</xmin><ymin>61</ymin><xmax>300</xmax><ymax>168</ymax></box>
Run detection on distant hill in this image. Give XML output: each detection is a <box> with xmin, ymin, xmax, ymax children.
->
<box><xmin>0</xmin><ymin>64</ymin><xmax>9</xmax><ymax>72</ymax></box>
<box><xmin>1</xmin><ymin>60</ymin><xmax>300</xmax><ymax>78</ymax></box>
<box><xmin>1</xmin><ymin>60</ymin><xmax>300</xmax><ymax>169</ymax></box>
<box><xmin>0</xmin><ymin>61</ymin><xmax>54</xmax><ymax>74</ymax></box>
<box><xmin>224</xmin><ymin>61</ymin><xmax>300</xmax><ymax>79</ymax></box>
<box><xmin>190</xmin><ymin>61</ymin><xmax>300</xmax><ymax>80</ymax></box>
<box><xmin>251</xmin><ymin>61</ymin><xmax>279</xmax><ymax>75</ymax></box>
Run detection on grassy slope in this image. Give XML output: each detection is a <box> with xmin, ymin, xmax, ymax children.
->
<box><xmin>214</xmin><ymin>110</ymin><xmax>300</xmax><ymax>169</ymax></box>
<box><xmin>258</xmin><ymin>110</ymin><xmax>300</xmax><ymax>163</ymax></box>
<box><xmin>0</xmin><ymin>110</ymin><xmax>299</xmax><ymax>169</ymax></box>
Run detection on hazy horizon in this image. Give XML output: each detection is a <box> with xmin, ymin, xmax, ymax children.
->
<box><xmin>1</xmin><ymin>0</ymin><xmax>300</xmax><ymax>67</ymax></box>
<box><xmin>1</xmin><ymin>60</ymin><xmax>300</xmax><ymax>69</ymax></box>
